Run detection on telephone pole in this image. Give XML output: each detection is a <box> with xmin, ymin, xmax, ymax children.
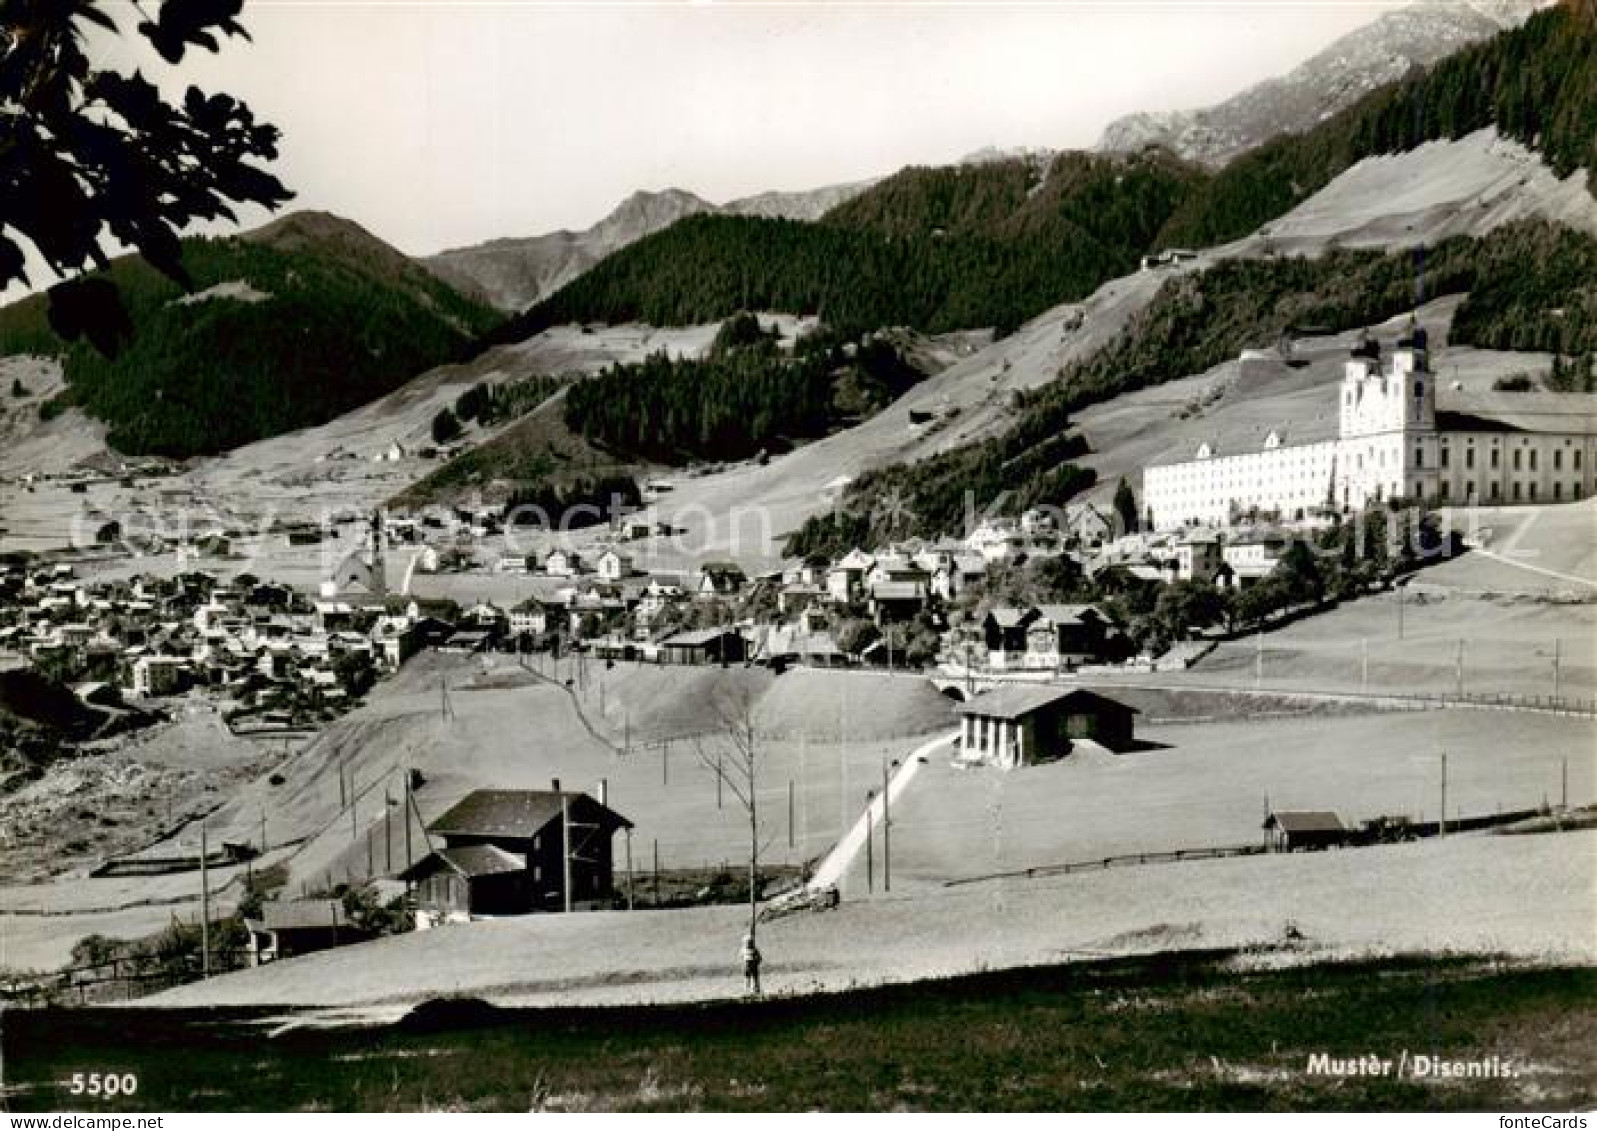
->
<box><xmin>1439</xmin><ymin>752</ymin><xmax>1448</xmax><ymax>837</ymax></box>
<box><xmin>561</xmin><ymin>793</ymin><xmax>574</xmax><ymax>914</ymax></box>
<box><xmin>624</xmin><ymin>827</ymin><xmax>635</xmax><ymax>911</ymax></box>
<box><xmin>403</xmin><ymin>769</ymin><xmax>415</xmax><ymax>876</ymax></box>
<box><xmin>865</xmin><ymin>790</ymin><xmax>875</xmax><ymax>895</ymax></box>
<box><xmin>1553</xmin><ymin>638</ymin><xmax>1561</xmax><ymax>702</ymax></box>
<box><xmin>882</xmin><ymin>761</ymin><xmax>892</xmax><ymax>894</ymax></box>
<box><xmin>199</xmin><ymin>820</ymin><xmax>211</xmax><ymax>979</ymax></box>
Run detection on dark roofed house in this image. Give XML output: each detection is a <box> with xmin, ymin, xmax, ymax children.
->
<box><xmin>1263</xmin><ymin>810</ymin><xmax>1347</xmax><ymax>852</ymax></box>
<box><xmin>957</xmin><ymin>686</ymin><xmax>1137</xmax><ymax>768</ymax></box>
<box><xmin>245</xmin><ymin>899</ymin><xmax>367</xmax><ymax>966</ymax></box>
<box><xmin>402</xmin><ymin>787</ymin><xmax>632</xmax><ymax>924</ymax></box>
<box><xmin>658</xmin><ymin>627</ymin><xmax>747</xmax><ymax>666</ymax></box>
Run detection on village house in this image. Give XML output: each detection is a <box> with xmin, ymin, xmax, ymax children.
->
<box><xmin>130</xmin><ymin>654</ymin><xmax>191</xmax><ymax>697</ymax></box>
<box><xmin>1063</xmin><ymin>502</ymin><xmax>1117</xmax><ymax>549</ymax></box>
<box><xmin>1172</xmin><ymin>529</ymin><xmax>1223</xmax><ymax>583</ymax></box>
<box><xmin>595</xmin><ymin>549</ymin><xmax>635</xmax><ymax>582</ymax></box>
<box><xmin>826</xmin><ymin>549</ymin><xmax>875</xmax><ymax>603</ymax></box>
<box><xmin>1263</xmin><ymin>810</ymin><xmax>1348</xmax><ymax>852</ymax></box>
<box><xmin>1221</xmin><ymin>529</ymin><xmax>1290</xmax><ymax>587</ymax></box>
<box><xmin>544</xmin><ymin>548</ymin><xmax>583</xmax><ymax>578</ymax></box>
<box><xmin>966</xmin><ymin>517</ymin><xmax>1025</xmax><ymax>563</ymax></box>
<box><xmin>981</xmin><ymin>604</ymin><xmax>1117</xmax><ymax>670</ymax></box>
<box><xmin>658</xmin><ymin>627</ymin><xmax>748</xmax><ymax>666</ymax></box>
<box><xmin>403</xmin><ymin>786</ymin><xmax>632</xmax><ymax>924</ymax></box>
<box><xmin>244</xmin><ymin>899</ymin><xmax>367</xmax><ymax>966</ymax></box>
<box><xmin>956</xmin><ymin>686</ymin><xmax>1138</xmax><ymax>769</ymax></box>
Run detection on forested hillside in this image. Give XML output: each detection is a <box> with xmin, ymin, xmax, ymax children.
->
<box><xmin>494</xmin><ymin>151</ymin><xmax>1205</xmax><ymax>342</ymax></box>
<box><xmin>0</xmin><ymin>215</ymin><xmax>502</xmax><ymax>457</ymax></box>
<box><xmin>564</xmin><ymin>317</ymin><xmax>926</xmax><ymax>464</ymax></box>
<box><xmin>1156</xmin><ymin>2</ymin><xmax>1596</xmax><ymax>248</ymax></box>
<box><xmin>786</xmin><ymin>220</ymin><xmax>1597</xmax><ymax>556</ymax></box>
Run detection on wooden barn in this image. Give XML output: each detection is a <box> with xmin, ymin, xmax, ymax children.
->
<box><xmin>244</xmin><ymin>899</ymin><xmax>366</xmax><ymax>966</ymax></box>
<box><xmin>1263</xmin><ymin>810</ymin><xmax>1347</xmax><ymax>852</ymax></box>
<box><xmin>402</xmin><ymin>786</ymin><xmax>632</xmax><ymax>924</ymax></box>
<box><xmin>957</xmin><ymin>686</ymin><xmax>1137</xmax><ymax>768</ymax></box>
<box><xmin>658</xmin><ymin>627</ymin><xmax>747</xmax><ymax>666</ymax></box>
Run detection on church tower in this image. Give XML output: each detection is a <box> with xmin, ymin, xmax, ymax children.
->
<box><xmin>1335</xmin><ymin>320</ymin><xmax>1439</xmax><ymax>509</ymax></box>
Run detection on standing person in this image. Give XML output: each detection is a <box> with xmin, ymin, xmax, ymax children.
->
<box><xmin>740</xmin><ymin>931</ymin><xmax>762</xmax><ymax>997</ymax></box>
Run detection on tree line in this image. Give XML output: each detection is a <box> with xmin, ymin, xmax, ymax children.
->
<box><xmin>563</xmin><ymin>319</ymin><xmax>926</xmax><ymax>465</ymax></box>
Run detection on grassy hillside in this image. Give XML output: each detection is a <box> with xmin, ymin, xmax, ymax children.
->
<box><xmin>1156</xmin><ymin>2</ymin><xmax>1597</xmax><ymax>249</ymax></box>
<box><xmin>494</xmin><ymin>151</ymin><xmax>1205</xmax><ymax>342</ymax></box>
<box><xmin>8</xmin><ymin>954</ymin><xmax>1592</xmax><ymax>1111</ymax></box>
<box><xmin>0</xmin><ymin>213</ymin><xmax>503</xmax><ymax>457</ymax></box>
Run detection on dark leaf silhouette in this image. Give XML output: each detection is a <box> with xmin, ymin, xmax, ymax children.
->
<box><xmin>45</xmin><ymin>276</ymin><xmax>132</xmax><ymax>356</ymax></box>
<box><xmin>1</xmin><ymin>0</ymin><xmax>290</xmax><ymax>356</ymax></box>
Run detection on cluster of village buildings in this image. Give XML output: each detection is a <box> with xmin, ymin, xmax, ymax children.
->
<box><xmin>0</xmin><ymin>555</ymin><xmax>437</xmax><ymax>722</ymax></box>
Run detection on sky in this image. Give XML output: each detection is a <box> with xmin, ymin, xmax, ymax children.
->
<box><xmin>94</xmin><ymin>0</ymin><xmax>1411</xmax><ymax>258</ymax></box>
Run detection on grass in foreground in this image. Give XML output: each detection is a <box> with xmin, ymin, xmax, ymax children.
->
<box><xmin>3</xmin><ymin>951</ymin><xmax>1593</xmax><ymax>1112</ymax></box>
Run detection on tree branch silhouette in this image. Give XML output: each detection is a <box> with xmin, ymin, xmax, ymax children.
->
<box><xmin>1</xmin><ymin>0</ymin><xmax>292</xmax><ymax>354</ymax></box>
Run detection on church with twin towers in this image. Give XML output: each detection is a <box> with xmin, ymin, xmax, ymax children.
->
<box><xmin>1143</xmin><ymin>323</ymin><xmax>1597</xmax><ymax>531</ymax></box>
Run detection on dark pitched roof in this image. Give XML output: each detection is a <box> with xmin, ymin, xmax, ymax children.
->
<box><xmin>1264</xmin><ymin>810</ymin><xmax>1345</xmax><ymax>834</ymax></box>
<box><xmin>957</xmin><ymin>685</ymin><xmax>1136</xmax><ymax>721</ymax></box>
<box><xmin>252</xmin><ymin>899</ymin><xmax>349</xmax><ymax>931</ymax></box>
<box><xmin>438</xmin><ymin>844</ymin><xmax>526</xmax><ymax>877</ymax></box>
<box><xmin>661</xmin><ymin>627</ymin><xmax>742</xmax><ymax>647</ymax></box>
<box><xmin>429</xmin><ymin>789</ymin><xmax>632</xmax><ymax>839</ymax></box>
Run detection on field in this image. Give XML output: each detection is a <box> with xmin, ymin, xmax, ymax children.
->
<box><xmin>141</xmin><ymin>828</ymin><xmax>1596</xmax><ymax>1011</ymax></box>
<box><xmin>877</xmin><ymin>708</ymin><xmax>1592</xmax><ymax>891</ymax></box>
<box><xmin>5</xmin><ymin>952</ymin><xmax>1594</xmax><ymax>1112</ymax></box>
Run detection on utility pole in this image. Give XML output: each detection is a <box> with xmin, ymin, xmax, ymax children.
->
<box><xmin>1561</xmin><ymin>756</ymin><xmax>1568</xmax><ymax>810</ymax></box>
<box><xmin>403</xmin><ymin>770</ymin><xmax>414</xmax><ymax>875</ymax></box>
<box><xmin>1439</xmin><ymin>752</ymin><xmax>1448</xmax><ymax>837</ymax></box>
<box><xmin>624</xmin><ymin>827</ymin><xmax>635</xmax><ymax>911</ymax></box>
<box><xmin>652</xmin><ymin>838</ymin><xmax>660</xmax><ymax>906</ymax></box>
<box><xmin>882</xmin><ymin>762</ymin><xmax>892</xmax><ymax>894</ymax></box>
<box><xmin>717</xmin><ymin>752</ymin><xmax>723</xmax><ymax>809</ymax></box>
<box><xmin>865</xmin><ymin>790</ymin><xmax>875</xmax><ymax>895</ymax></box>
<box><xmin>384</xmin><ymin>788</ymin><xmax>393</xmax><ymax>873</ymax></box>
<box><xmin>561</xmin><ymin>793</ymin><xmax>574</xmax><ymax>914</ymax></box>
<box><xmin>259</xmin><ymin>806</ymin><xmax>267</xmax><ymax>855</ymax></box>
<box><xmin>199</xmin><ymin>820</ymin><xmax>211</xmax><ymax>980</ymax></box>
<box><xmin>1553</xmin><ymin>638</ymin><xmax>1561</xmax><ymax>703</ymax></box>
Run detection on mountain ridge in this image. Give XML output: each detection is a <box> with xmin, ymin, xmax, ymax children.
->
<box><xmin>423</xmin><ymin>179</ymin><xmax>878</xmax><ymax>313</ymax></box>
<box><xmin>1096</xmin><ymin>0</ymin><xmax>1552</xmax><ymax>166</ymax></box>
